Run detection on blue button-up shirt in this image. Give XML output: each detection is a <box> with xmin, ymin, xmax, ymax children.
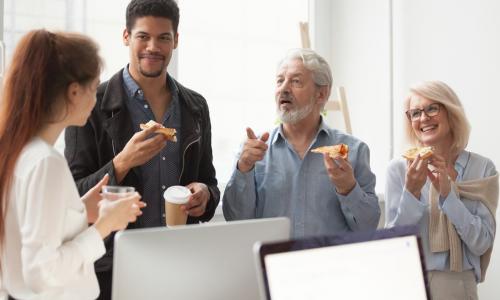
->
<box><xmin>223</xmin><ymin>120</ymin><xmax>380</xmax><ymax>238</ymax></box>
<box><xmin>122</xmin><ymin>67</ymin><xmax>181</xmax><ymax>227</ymax></box>
<box><xmin>385</xmin><ymin>150</ymin><xmax>497</xmax><ymax>281</ymax></box>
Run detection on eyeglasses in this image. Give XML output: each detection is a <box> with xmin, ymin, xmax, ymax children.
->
<box><xmin>405</xmin><ymin>103</ymin><xmax>441</xmax><ymax>121</ymax></box>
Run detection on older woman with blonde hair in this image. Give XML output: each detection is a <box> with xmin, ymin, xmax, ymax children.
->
<box><xmin>385</xmin><ymin>81</ymin><xmax>498</xmax><ymax>300</ymax></box>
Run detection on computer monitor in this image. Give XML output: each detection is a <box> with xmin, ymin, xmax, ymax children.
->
<box><xmin>255</xmin><ymin>226</ymin><xmax>429</xmax><ymax>300</ymax></box>
<box><xmin>112</xmin><ymin>217</ymin><xmax>290</xmax><ymax>300</ymax></box>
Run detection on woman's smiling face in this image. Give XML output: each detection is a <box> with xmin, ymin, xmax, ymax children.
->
<box><xmin>408</xmin><ymin>93</ymin><xmax>451</xmax><ymax>147</ymax></box>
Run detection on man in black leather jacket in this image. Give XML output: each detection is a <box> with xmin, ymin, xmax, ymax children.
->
<box><xmin>64</xmin><ymin>1</ymin><xmax>219</xmax><ymax>299</ymax></box>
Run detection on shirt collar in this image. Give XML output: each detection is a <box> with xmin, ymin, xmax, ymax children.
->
<box><xmin>272</xmin><ymin>117</ymin><xmax>330</xmax><ymax>145</ymax></box>
<box><xmin>272</xmin><ymin>125</ymin><xmax>285</xmax><ymax>145</ymax></box>
<box><xmin>455</xmin><ymin>150</ymin><xmax>469</xmax><ymax>170</ymax></box>
<box><xmin>167</xmin><ymin>73</ymin><xmax>179</xmax><ymax>95</ymax></box>
<box><xmin>318</xmin><ymin>117</ymin><xmax>331</xmax><ymax>137</ymax></box>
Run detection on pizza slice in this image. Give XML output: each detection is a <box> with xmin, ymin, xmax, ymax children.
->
<box><xmin>140</xmin><ymin>120</ymin><xmax>177</xmax><ymax>142</ymax></box>
<box><xmin>311</xmin><ymin>144</ymin><xmax>349</xmax><ymax>159</ymax></box>
<box><xmin>402</xmin><ymin>146</ymin><xmax>433</xmax><ymax>160</ymax></box>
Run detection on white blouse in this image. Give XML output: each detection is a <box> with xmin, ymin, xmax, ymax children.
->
<box><xmin>1</xmin><ymin>138</ymin><xmax>105</xmax><ymax>300</ymax></box>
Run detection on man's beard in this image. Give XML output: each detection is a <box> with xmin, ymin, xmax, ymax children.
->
<box><xmin>139</xmin><ymin>65</ymin><xmax>164</xmax><ymax>78</ymax></box>
<box><xmin>138</xmin><ymin>54</ymin><xmax>167</xmax><ymax>78</ymax></box>
<box><xmin>277</xmin><ymin>97</ymin><xmax>316</xmax><ymax>124</ymax></box>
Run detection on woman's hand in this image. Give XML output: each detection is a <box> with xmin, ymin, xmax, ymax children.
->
<box><xmin>427</xmin><ymin>153</ymin><xmax>455</xmax><ymax>198</ymax></box>
<box><xmin>405</xmin><ymin>155</ymin><xmax>429</xmax><ymax>199</ymax></box>
<box><xmin>81</xmin><ymin>174</ymin><xmax>109</xmax><ymax>223</ymax></box>
<box><xmin>94</xmin><ymin>192</ymin><xmax>146</xmax><ymax>239</ymax></box>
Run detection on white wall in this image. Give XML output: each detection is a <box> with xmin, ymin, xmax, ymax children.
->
<box><xmin>321</xmin><ymin>1</ymin><xmax>500</xmax><ymax>299</ymax></box>
<box><xmin>177</xmin><ymin>0</ymin><xmax>308</xmax><ymax>185</ymax></box>
<box><xmin>319</xmin><ymin>0</ymin><xmax>392</xmax><ymax>195</ymax></box>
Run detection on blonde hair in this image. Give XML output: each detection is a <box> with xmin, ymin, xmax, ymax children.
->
<box><xmin>404</xmin><ymin>81</ymin><xmax>470</xmax><ymax>153</ymax></box>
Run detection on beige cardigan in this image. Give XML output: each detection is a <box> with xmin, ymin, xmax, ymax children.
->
<box><xmin>428</xmin><ymin>173</ymin><xmax>499</xmax><ymax>282</ymax></box>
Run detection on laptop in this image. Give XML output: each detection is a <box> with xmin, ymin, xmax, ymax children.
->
<box><xmin>255</xmin><ymin>226</ymin><xmax>430</xmax><ymax>300</ymax></box>
<box><xmin>112</xmin><ymin>217</ymin><xmax>290</xmax><ymax>300</ymax></box>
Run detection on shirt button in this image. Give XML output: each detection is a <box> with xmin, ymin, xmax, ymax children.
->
<box><xmin>144</xmin><ymin>104</ymin><xmax>149</xmax><ymax>109</ymax></box>
<box><xmin>162</xmin><ymin>185</ymin><xmax>166</xmax><ymax>190</ymax></box>
<box><xmin>162</xmin><ymin>156</ymin><xmax>166</xmax><ymax>160</ymax></box>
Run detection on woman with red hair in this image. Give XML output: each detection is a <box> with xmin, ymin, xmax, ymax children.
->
<box><xmin>0</xmin><ymin>30</ymin><xmax>145</xmax><ymax>299</ymax></box>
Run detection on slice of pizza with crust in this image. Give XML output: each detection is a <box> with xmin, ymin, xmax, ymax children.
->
<box><xmin>311</xmin><ymin>144</ymin><xmax>349</xmax><ymax>159</ymax></box>
<box><xmin>140</xmin><ymin>120</ymin><xmax>177</xmax><ymax>142</ymax></box>
<box><xmin>402</xmin><ymin>146</ymin><xmax>433</xmax><ymax>160</ymax></box>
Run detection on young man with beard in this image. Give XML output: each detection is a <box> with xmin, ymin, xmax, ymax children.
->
<box><xmin>64</xmin><ymin>1</ymin><xmax>219</xmax><ymax>299</ymax></box>
<box><xmin>223</xmin><ymin>49</ymin><xmax>380</xmax><ymax>238</ymax></box>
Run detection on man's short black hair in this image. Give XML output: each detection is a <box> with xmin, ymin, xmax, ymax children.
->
<box><xmin>126</xmin><ymin>0</ymin><xmax>180</xmax><ymax>33</ymax></box>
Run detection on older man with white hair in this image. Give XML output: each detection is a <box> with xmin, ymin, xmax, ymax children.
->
<box><xmin>223</xmin><ymin>49</ymin><xmax>380</xmax><ymax>238</ymax></box>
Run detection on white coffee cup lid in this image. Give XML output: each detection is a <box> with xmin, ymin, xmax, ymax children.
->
<box><xmin>163</xmin><ymin>185</ymin><xmax>191</xmax><ymax>204</ymax></box>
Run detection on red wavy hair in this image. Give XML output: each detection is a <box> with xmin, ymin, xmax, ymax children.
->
<box><xmin>0</xmin><ymin>29</ymin><xmax>102</xmax><ymax>257</ymax></box>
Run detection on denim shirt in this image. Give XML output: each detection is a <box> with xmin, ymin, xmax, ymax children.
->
<box><xmin>223</xmin><ymin>119</ymin><xmax>380</xmax><ymax>238</ymax></box>
<box><xmin>122</xmin><ymin>67</ymin><xmax>181</xmax><ymax>227</ymax></box>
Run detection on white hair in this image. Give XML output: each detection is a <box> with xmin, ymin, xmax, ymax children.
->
<box><xmin>278</xmin><ymin>48</ymin><xmax>333</xmax><ymax>100</ymax></box>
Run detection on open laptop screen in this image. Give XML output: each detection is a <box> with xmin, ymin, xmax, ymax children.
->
<box><xmin>257</xmin><ymin>227</ymin><xmax>429</xmax><ymax>300</ymax></box>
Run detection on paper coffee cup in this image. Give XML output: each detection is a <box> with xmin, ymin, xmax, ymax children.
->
<box><xmin>163</xmin><ymin>186</ymin><xmax>191</xmax><ymax>226</ymax></box>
